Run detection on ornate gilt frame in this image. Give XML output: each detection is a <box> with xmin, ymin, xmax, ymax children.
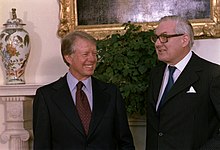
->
<box><xmin>58</xmin><ymin>0</ymin><xmax>220</xmax><ymax>39</ymax></box>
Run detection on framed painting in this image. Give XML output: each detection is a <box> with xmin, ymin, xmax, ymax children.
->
<box><xmin>58</xmin><ymin>0</ymin><xmax>220</xmax><ymax>39</ymax></box>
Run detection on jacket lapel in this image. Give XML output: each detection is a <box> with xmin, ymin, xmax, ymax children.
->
<box><xmin>88</xmin><ymin>77</ymin><xmax>110</xmax><ymax>137</ymax></box>
<box><xmin>145</xmin><ymin>65</ymin><xmax>163</xmax><ymax>131</ymax></box>
<box><xmin>162</xmin><ymin>53</ymin><xmax>201</xmax><ymax>107</ymax></box>
<box><xmin>152</xmin><ymin>64</ymin><xmax>166</xmax><ymax>108</ymax></box>
<box><xmin>52</xmin><ymin>75</ymin><xmax>85</xmax><ymax>135</ymax></box>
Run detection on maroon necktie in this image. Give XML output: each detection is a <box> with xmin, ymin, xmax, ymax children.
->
<box><xmin>76</xmin><ymin>81</ymin><xmax>91</xmax><ymax>135</ymax></box>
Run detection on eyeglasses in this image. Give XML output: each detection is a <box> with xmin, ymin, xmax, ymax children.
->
<box><xmin>151</xmin><ymin>33</ymin><xmax>184</xmax><ymax>43</ymax></box>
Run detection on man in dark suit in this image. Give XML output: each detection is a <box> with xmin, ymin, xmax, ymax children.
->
<box><xmin>33</xmin><ymin>31</ymin><xmax>135</xmax><ymax>150</ymax></box>
<box><xmin>146</xmin><ymin>15</ymin><xmax>220</xmax><ymax>150</ymax></box>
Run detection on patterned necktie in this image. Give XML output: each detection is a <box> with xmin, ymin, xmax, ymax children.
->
<box><xmin>76</xmin><ymin>81</ymin><xmax>91</xmax><ymax>135</ymax></box>
<box><xmin>158</xmin><ymin>66</ymin><xmax>176</xmax><ymax>111</ymax></box>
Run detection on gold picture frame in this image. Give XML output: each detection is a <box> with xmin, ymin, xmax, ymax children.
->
<box><xmin>58</xmin><ymin>0</ymin><xmax>220</xmax><ymax>39</ymax></box>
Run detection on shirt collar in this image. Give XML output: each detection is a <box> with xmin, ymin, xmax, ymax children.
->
<box><xmin>167</xmin><ymin>51</ymin><xmax>192</xmax><ymax>72</ymax></box>
<box><xmin>67</xmin><ymin>71</ymin><xmax>92</xmax><ymax>91</ymax></box>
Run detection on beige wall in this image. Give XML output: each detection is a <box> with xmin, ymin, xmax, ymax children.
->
<box><xmin>0</xmin><ymin>0</ymin><xmax>68</xmax><ymax>86</ymax></box>
<box><xmin>0</xmin><ymin>0</ymin><xmax>220</xmax><ymax>149</ymax></box>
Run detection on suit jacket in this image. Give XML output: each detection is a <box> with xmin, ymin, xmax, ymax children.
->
<box><xmin>146</xmin><ymin>52</ymin><xmax>220</xmax><ymax>150</ymax></box>
<box><xmin>33</xmin><ymin>76</ymin><xmax>135</xmax><ymax>150</ymax></box>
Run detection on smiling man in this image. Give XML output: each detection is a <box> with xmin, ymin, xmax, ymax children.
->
<box><xmin>146</xmin><ymin>15</ymin><xmax>220</xmax><ymax>150</ymax></box>
<box><xmin>33</xmin><ymin>31</ymin><xmax>135</xmax><ymax>150</ymax></box>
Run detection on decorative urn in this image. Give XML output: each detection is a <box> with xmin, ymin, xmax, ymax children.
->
<box><xmin>0</xmin><ymin>8</ymin><xmax>31</xmax><ymax>84</ymax></box>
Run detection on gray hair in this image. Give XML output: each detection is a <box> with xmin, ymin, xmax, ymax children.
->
<box><xmin>61</xmin><ymin>31</ymin><xmax>96</xmax><ymax>66</ymax></box>
<box><xmin>159</xmin><ymin>15</ymin><xmax>194</xmax><ymax>48</ymax></box>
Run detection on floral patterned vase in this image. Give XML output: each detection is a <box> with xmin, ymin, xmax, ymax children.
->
<box><xmin>0</xmin><ymin>8</ymin><xmax>31</xmax><ymax>84</ymax></box>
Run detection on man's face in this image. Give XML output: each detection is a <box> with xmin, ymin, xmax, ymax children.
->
<box><xmin>65</xmin><ymin>38</ymin><xmax>97</xmax><ymax>80</ymax></box>
<box><xmin>154</xmin><ymin>20</ymin><xmax>188</xmax><ymax>65</ymax></box>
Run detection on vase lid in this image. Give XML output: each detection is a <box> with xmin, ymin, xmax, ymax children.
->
<box><xmin>3</xmin><ymin>8</ymin><xmax>26</xmax><ymax>27</ymax></box>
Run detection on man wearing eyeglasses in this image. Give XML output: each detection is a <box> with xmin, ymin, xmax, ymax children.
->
<box><xmin>146</xmin><ymin>15</ymin><xmax>220</xmax><ymax>150</ymax></box>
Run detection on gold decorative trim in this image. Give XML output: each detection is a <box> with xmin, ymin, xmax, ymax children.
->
<box><xmin>58</xmin><ymin>0</ymin><xmax>220</xmax><ymax>39</ymax></box>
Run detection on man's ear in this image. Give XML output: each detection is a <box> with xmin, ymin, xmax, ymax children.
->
<box><xmin>64</xmin><ymin>55</ymin><xmax>72</xmax><ymax>65</ymax></box>
<box><xmin>182</xmin><ymin>34</ymin><xmax>190</xmax><ymax>48</ymax></box>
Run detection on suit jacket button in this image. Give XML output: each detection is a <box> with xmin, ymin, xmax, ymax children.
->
<box><xmin>158</xmin><ymin>132</ymin><xmax>164</xmax><ymax>136</ymax></box>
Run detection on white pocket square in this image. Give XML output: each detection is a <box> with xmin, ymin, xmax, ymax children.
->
<box><xmin>187</xmin><ymin>86</ymin><xmax>196</xmax><ymax>93</ymax></box>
